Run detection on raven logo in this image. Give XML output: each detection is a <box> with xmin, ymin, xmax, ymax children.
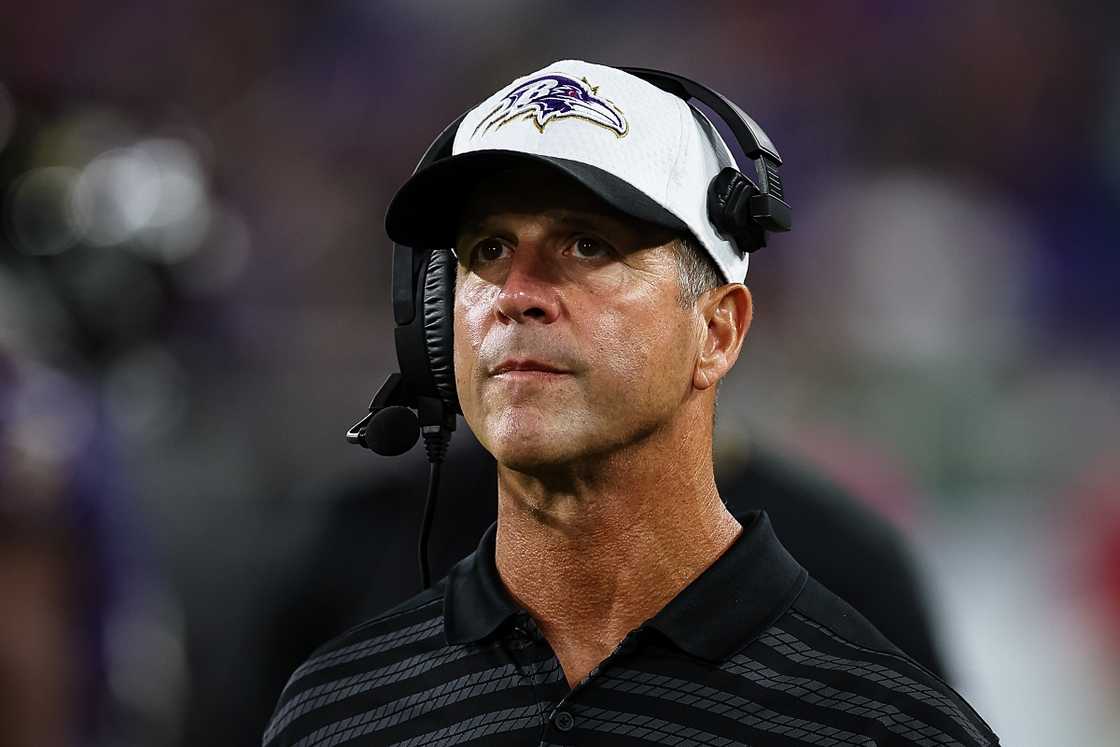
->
<box><xmin>473</xmin><ymin>74</ymin><xmax>628</xmax><ymax>138</ymax></box>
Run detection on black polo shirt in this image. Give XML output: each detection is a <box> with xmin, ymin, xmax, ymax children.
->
<box><xmin>263</xmin><ymin>512</ymin><xmax>998</xmax><ymax>746</ymax></box>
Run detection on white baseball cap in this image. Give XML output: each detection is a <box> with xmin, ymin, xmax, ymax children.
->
<box><xmin>385</xmin><ymin>59</ymin><xmax>749</xmax><ymax>283</ymax></box>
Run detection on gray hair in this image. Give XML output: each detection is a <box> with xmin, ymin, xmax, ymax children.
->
<box><xmin>672</xmin><ymin>234</ymin><xmax>724</xmax><ymax>307</ymax></box>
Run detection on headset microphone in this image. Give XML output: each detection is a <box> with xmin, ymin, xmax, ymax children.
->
<box><xmin>362</xmin><ymin>405</ymin><xmax>421</xmax><ymax>456</ymax></box>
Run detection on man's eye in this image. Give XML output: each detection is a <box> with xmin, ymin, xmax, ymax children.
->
<box><xmin>570</xmin><ymin>236</ymin><xmax>610</xmax><ymax>259</ymax></box>
<box><xmin>472</xmin><ymin>240</ymin><xmax>509</xmax><ymax>264</ymax></box>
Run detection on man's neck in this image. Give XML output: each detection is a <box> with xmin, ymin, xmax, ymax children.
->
<box><xmin>492</xmin><ymin>434</ymin><xmax>742</xmax><ymax>687</ymax></box>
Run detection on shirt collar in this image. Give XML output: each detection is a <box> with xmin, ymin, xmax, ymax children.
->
<box><xmin>443</xmin><ymin>511</ymin><xmax>807</xmax><ymax>661</ymax></box>
<box><xmin>443</xmin><ymin>521</ymin><xmax>519</xmax><ymax>645</ymax></box>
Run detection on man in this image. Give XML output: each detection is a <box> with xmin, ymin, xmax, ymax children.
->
<box><xmin>264</xmin><ymin>60</ymin><xmax>998</xmax><ymax>745</ymax></box>
<box><xmin>255</xmin><ymin>438</ymin><xmax>950</xmax><ymax>731</ymax></box>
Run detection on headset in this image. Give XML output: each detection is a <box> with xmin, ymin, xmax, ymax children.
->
<box><xmin>345</xmin><ymin>66</ymin><xmax>792</xmax><ymax>589</ymax></box>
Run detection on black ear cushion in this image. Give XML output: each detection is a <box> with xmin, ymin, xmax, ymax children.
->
<box><xmin>707</xmin><ymin>167</ymin><xmax>764</xmax><ymax>255</ymax></box>
<box><xmin>422</xmin><ymin>250</ymin><xmax>460</xmax><ymax>413</ymax></box>
<box><xmin>707</xmin><ymin>167</ymin><xmax>752</xmax><ymax>235</ymax></box>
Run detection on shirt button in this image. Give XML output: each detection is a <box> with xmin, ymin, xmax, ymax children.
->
<box><xmin>553</xmin><ymin>710</ymin><xmax>575</xmax><ymax>732</ymax></box>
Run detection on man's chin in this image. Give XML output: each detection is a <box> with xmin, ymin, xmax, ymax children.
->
<box><xmin>480</xmin><ymin>416</ymin><xmax>590</xmax><ymax>471</ymax></box>
<box><xmin>486</xmin><ymin>432</ymin><xmax>579</xmax><ymax>473</ymax></box>
<box><xmin>469</xmin><ymin>401</ymin><xmax>597</xmax><ymax>469</ymax></box>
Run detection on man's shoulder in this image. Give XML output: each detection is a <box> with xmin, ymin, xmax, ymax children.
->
<box><xmin>310</xmin><ymin>583</ymin><xmax>447</xmax><ymax>665</ymax></box>
<box><xmin>743</xmin><ymin>575</ymin><xmax>1000</xmax><ymax>745</ymax></box>
<box><xmin>262</xmin><ymin>583</ymin><xmax>449</xmax><ymax>747</ymax></box>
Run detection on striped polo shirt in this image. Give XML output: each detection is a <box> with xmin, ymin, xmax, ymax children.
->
<box><xmin>263</xmin><ymin>511</ymin><xmax>999</xmax><ymax>746</ymax></box>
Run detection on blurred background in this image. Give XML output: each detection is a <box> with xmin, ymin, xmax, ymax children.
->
<box><xmin>1</xmin><ymin>1</ymin><xmax>1118</xmax><ymax>745</ymax></box>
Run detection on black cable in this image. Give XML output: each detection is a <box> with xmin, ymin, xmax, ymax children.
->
<box><xmin>417</xmin><ymin>461</ymin><xmax>440</xmax><ymax>589</ymax></box>
<box><xmin>418</xmin><ymin>430</ymin><xmax>449</xmax><ymax>589</ymax></box>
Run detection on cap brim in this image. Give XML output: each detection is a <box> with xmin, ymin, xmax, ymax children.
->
<box><xmin>385</xmin><ymin>150</ymin><xmax>688</xmax><ymax>248</ymax></box>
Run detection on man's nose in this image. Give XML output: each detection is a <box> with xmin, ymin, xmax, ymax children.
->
<box><xmin>493</xmin><ymin>247</ymin><xmax>562</xmax><ymax>324</ymax></box>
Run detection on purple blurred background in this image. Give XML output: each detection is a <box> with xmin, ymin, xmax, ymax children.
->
<box><xmin>2</xmin><ymin>1</ymin><xmax>1119</xmax><ymax>745</ymax></box>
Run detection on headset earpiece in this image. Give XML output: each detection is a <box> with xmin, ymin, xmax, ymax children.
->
<box><xmin>707</xmin><ymin>167</ymin><xmax>764</xmax><ymax>254</ymax></box>
<box><xmin>421</xmin><ymin>249</ymin><xmax>459</xmax><ymax>413</ymax></box>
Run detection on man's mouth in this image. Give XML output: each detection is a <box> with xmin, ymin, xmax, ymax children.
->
<box><xmin>491</xmin><ymin>359</ymin><xmax>572</xmax><ymax>377</ymax></box>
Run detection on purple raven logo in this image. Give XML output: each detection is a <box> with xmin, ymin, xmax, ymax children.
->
<box><xmin>473</xmin><ymin>74</ymin><xmax>628</xmax><ymax>138</ymax></box>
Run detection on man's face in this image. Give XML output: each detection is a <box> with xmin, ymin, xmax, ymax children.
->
<box><xmin>453</xmin><ymin>166</ymin><xmax>706</xmax><ymax>471</ymax></box>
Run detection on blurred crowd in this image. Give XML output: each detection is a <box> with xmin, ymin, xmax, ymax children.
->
<box><xmin>1</xmin><ymin>1</ymin><xmax>1118</xmax><ymax>745</ymax></box>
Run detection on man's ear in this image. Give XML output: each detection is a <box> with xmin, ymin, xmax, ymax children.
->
<box><xmin>693</xmin><ymin>284</ymin><xmax>752</xmax><ymax>390</ymax></box>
